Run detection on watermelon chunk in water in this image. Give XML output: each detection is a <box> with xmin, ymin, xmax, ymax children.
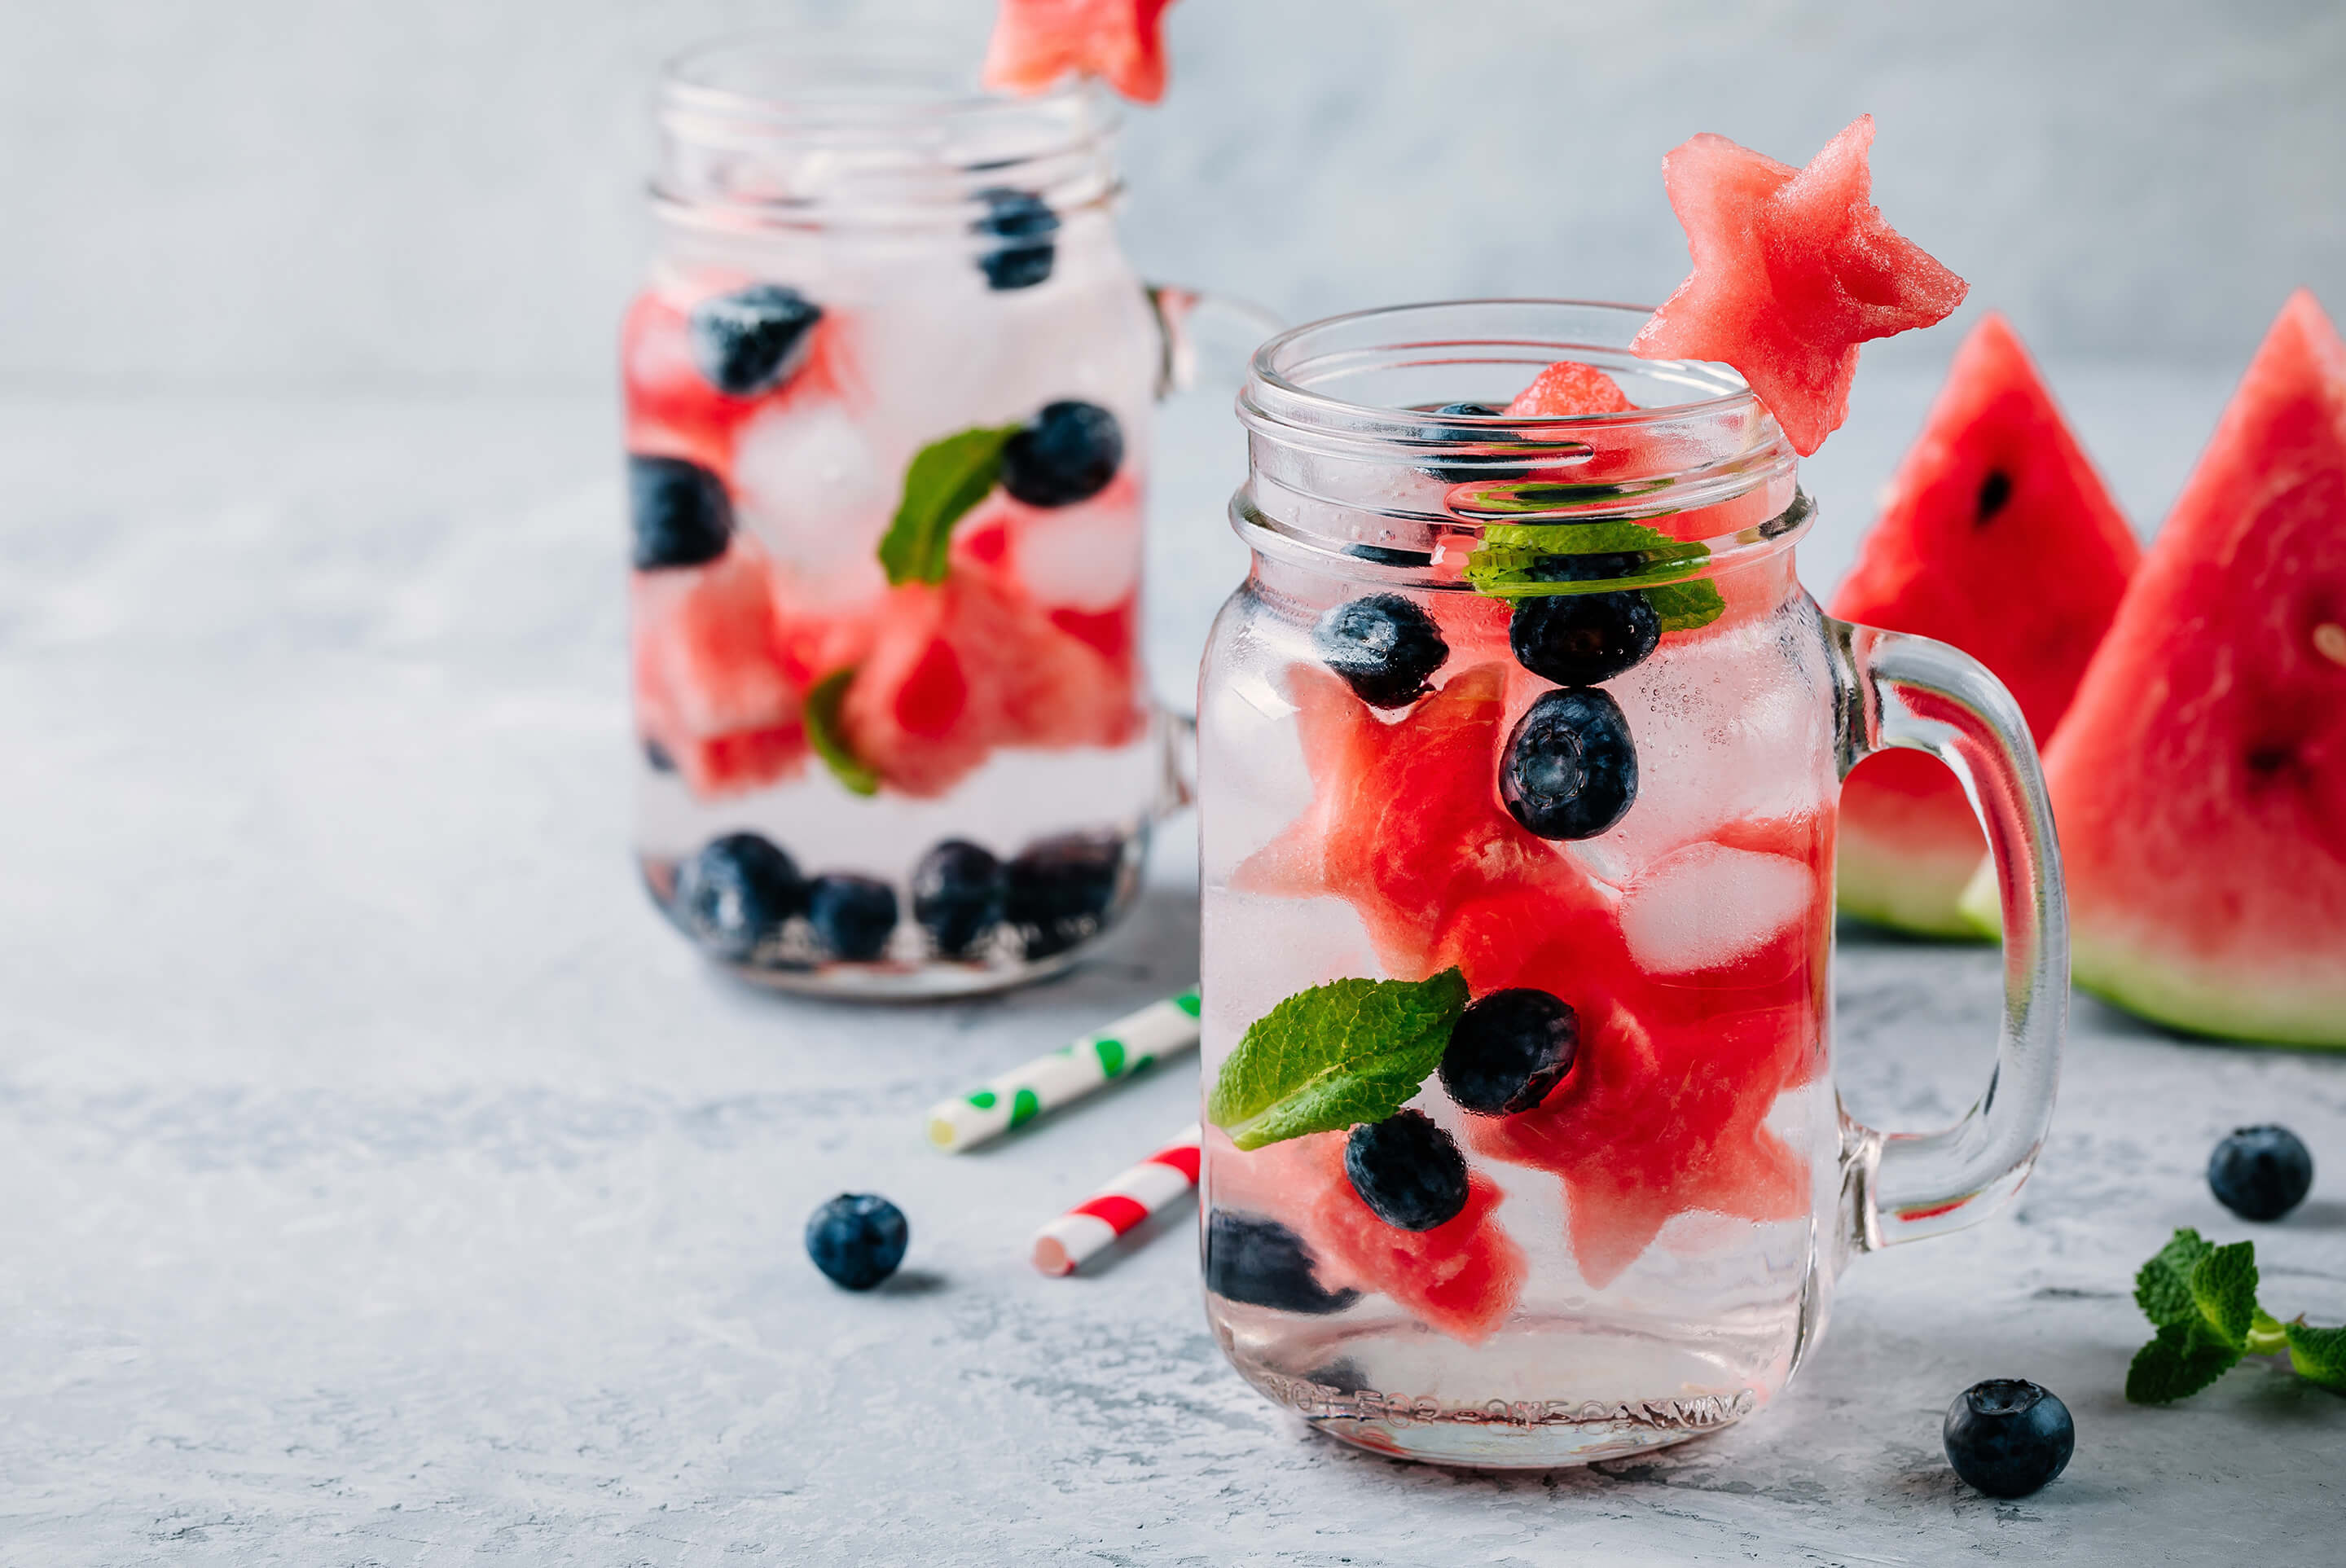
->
<box><xmin>1296</xmin><ymin>1133</ymin><xmax>1527</xmax><ymax>1345</ymax></box>
<box><xmin>633</xmin><ymin>535</ymin><xmax>807</xmax><ymax>797</ymax></box>
<box><xmin>1505</xmin><ymin>360</ymin><xmax>1633</xmax><ymax>417</ymax></box>
<box><xmin>621</xmin><ymin>289</ymin><xmax>846</xmax><ymax>472</ymax></box>
<box><xmin>1963</xmin><ymin>290</ymin><xmax>2346</xmax><ymax>1047</ymax></box>
<box><xmin>1832</xmin><ymin>314</ymin><xmax>2140</xmax><ymax>935</ymax></box>
<box><xmin>1632</xmin><ymin>115</ymin><xmax>1967</xmax><ymax>456</ymax></box>
<box><xmin>983</xmin><ymin>0</ymin><xmax>1178</xmax><ymax>104</ymax></box>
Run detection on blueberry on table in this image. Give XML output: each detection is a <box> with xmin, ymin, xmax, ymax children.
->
<box><xmin>808</xmin><ymin>873</ymin><xmax>900</xmax><ymax>962</ymax></box>
<box><xmin>1004</xmin><ymin>832</ymin><xmax>1126</xmax><ymax>959</ymax></box>
<box><xmin>1344</xmin><ymin>1110</ymin><xmax>1470</xmax><ymax>1232</ymax></box>
<box><xmin>1508</xmin><ymin>566</ymin><xmax>1661</xmax><ymax>687</ymax></box>
<box><xmin>1417</xmin><ymin>400</ymin><xmax>1529</xmax><ymax>484</ymax></box>
<box><xmin>687</xmin><ymin>283</ymin><xmax>823</xmax><ymax>397</ymax></box>
<box><xmin>973</xmin><ymin>187</ymin><xmax>1061</xmax><ymax>292</ymax></box>
<box><xmin>1942</xmin><ymin>1379</ymin><xmax>2074</xmax><ymax>1498</ymax></box>
<box><xmin>806</xmin><ymin>1193</ymin><xmax>909</xmax><ymax>1291</ymax></box>
<box><xmin>1500</xmin><ymin>687</ymin><xmax>1638</xmax><ymax>841</ymax></box>
<box><xmin>1312</xmin><ymin>594</ymin><xmax>1449</xmax><ymax>709</ymax></box>
<box><xmin>1205</xmin><ymin>1211</ymin><xmax>1361</xmax><ymax>1315</ymax></box>
<box><xmin>912</xmin><ymin>839</ymin><xmax>1007</xmax><ymax>959</ymax></box>
<box><xmin>2208</xmin><ymin>1125</ymin><xmax>2314</xmax><ymax>1221</ymax></box>
<box><xmin>672</xmin><ymin>832</ymin><xmax>808</xmax><ymax>961</ymax></box>
<box><xmin>1001</xmin><ymin>400</ymin><xmax>1124</xmax><ymax>508</ymax></box>
<box><xmin>1439</xmin><ymin>988</ymin><xmax>1579</xmax><ymax>1116</ymax></box>
<box><xmin>628</xmin><ymin>455</ymin><xmax>733</xmax><ymax>570</ymax></box>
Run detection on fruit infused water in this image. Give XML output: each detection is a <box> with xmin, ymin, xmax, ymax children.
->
<box><xmin>626</xmin><ymin>40</ymin><xmax>1176</xmax><ymax>994</ymax></box>
<box><xmin>1197</xmin><ymin>301</ymin><xmax>2065</xmax><ymax>1467</ymax></box>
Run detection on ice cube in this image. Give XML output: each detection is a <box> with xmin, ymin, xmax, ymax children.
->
<box><xmin>730</xmin><ymin>401</ymin><xmax>894</xmax><ymax>600</ymax></box>
<box><xmin>1618</xmin><ymin>842</ymin><xmax>1812</xmax><ymax>976</ymax></box>
<box><xmin>1009</xmin><ymin>485</ymin><xmax>1142</xmax><ymax>611</ymax></box>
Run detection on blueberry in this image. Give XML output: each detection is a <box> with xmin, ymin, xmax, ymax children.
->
<box><xmin>973</xmin><ymin>187</ymin><xmax>1060</xmax><ymax>292</ymax></box>
<box><xmin>1942</xmin><ymin>1379</ymin><xmax>2074</xmax><ymax>1498</ymax></box>
<box><xmin>1418</xmin><ymin>401</ymin><xmax>1530</xmax><ymax>485</ymax></box>
<box><xmin>1205</xmin><ymin>1211</ymin><xmax>1362</xmax><ymax>1315</ymax></box>
<box><xmin>1343</xmin><ymin>1110</ymin><xmax>1470</xmax><ymax>1232</ymax></box>
<box><xmin>642</xmin><ymin>737</ymin><xmax>677</xmax><ymax>773</ymax></box>
<box><xmin>687</xmin><ymin>283</ymin><xmax>823</xmax><ymax>397</ymax></box>
<box><xmin>671</xmin><ymin>832</ymin><xmax>808</xmax><ymax>961</ymax></box>
<box><xmin>805</xmin><ymin>1192</ymin><xmax>909</xmax><ymax>1291</ymax></box>
<box><xmin>1508</xmin><ymin>560</ymin><xmax>1661</xmax><ymax>686</ymax></box>
<box><xmin>1440</xmin><ymin>989</ymin><xmax>1579</xmax><ymax>1116</ymax></box>
<box><xmin>1312</xmin><ymin>594</ymin><xmax>1449</xmax><ymax>709</ymax></box>
<box><xmin>1500</xmin><ymin>687</ymin><xmax>1638</xmax><ymax>841</ymax></box>
<box><xmin>1345</xmin><ymin>542</ymin><xmax>1434</xmax><ymax>568</ymax></box>
<box><xmin>912</xmin><ymin>839</ymin><xmax>1007</xmax><ymax>959</ymax></box>
<box><xmin>1001</xmin><ymin>400</ymin><xmax>1123</xmax><ymax>507</ymax></box>
<box><xmin>2208</xmin><ymin>1125</ymin><xmax>2314</xmax><ymax>1221</ymax></box>
<box><xmin>1004</xmin><ymin>832</ymin><xmax>1126</xmax><ymax>959</ymax></box>
<box><xmin>628</xmin><ymin>454</ymin><xmax>733</xmax><ymax>570</ymax></box>
<box><xmin>808</xmin><ymin>873</ymin><xmax>899</xmax><ymax>962</ymax></box>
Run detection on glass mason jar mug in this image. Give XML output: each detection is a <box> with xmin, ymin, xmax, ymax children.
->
<box><xmin>1197</xmin><ymin>301</ymin><xmax>2067</xmax><ymax>1468</ymax></box>
<box><xmin>625</xmin><ymin>38</ymin><xmax>1230</xmax><ymax>996</ymax></box>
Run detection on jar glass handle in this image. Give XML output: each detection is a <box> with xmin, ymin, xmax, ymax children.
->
<box><xmin>1830</xmin><ymin>620</ymin><xmax>2069</xmax><ymax>1255</ymax></box>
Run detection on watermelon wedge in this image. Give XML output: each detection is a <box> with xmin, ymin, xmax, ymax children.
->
<box><xmin>1632</xmin><ymin>115</ymin><xmax>1967</xmax><ymax>455</ymax></box>
<box><xmin>1963</xmin><ymin>291</ymin><xmax>2346</xmax><ymax>1047</ymax></box>
<box><xmin>982</xmin><ymin>0</ymin><xmax>1178</xmax><ymax>104</ymax></box>
<box><xmin>632</xmin><ymin>535</ymin><xmax>808</xmax><ymax>797</ymax></box>
<box><xmin>1832</xmin><ymin>314</ymin><xmax>2140</xmax><ymax>935</ymax></box>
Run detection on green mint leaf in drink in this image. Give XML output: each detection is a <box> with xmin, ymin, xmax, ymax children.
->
<box><xmin>1643</xmin><ymin>578</ymin><xmax>1728</xmax><ymax>633</ymax></box>
<box><xmin>2134</xmin><ymin>1228</ymin><xmax>2214</xmax><ymax>1330</ymax></box>
<box><xmin>2125</xmin><ymin>1320</ymin><xmax>2246</xmax><ymax>1405</ymax></box>
<box><xmin>804</xmin><ymin>668</ymin><xmax>880</xmax><ymax>797</ymax></box>
<box><xmin>1461</xmin><ymin>520</ymin><xmax>1723</xmax><ymax>632</ymax></box>
<box><xmin>2284</xmin><ymin>1320</ymin><xmax>2346</xmax><ymax>1391</ymax></box>
<box><xmin>1207</xmin><ymin>970</ymin><xmax>1470</xmax><ymax>1151</ymax></box>
<box><xmin>2188</xmin><ymin>1240</ymin><xmax>2260</xmax><ymax>1350</ymax></box>
<box><xmin>878</xmin><ymin>424</ymin><xmax>1021</xmax><ymax>586</ymax></box>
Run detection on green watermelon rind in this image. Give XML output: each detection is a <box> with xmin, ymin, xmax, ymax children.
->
<box><xmin>1838</xmin><ymin>854</ymin><xmax>1987</xmax><ymax>941</ymax></box>
<box><xmin>1958</xmin><ymin>865</ymin><xmax>2346</xmax><ymax>1049</ymax></box>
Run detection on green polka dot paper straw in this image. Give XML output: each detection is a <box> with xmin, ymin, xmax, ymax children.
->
<box><xmin>925</xmin><ymin>988</ymin><xmax>1202</xmax><ymax>1153</ymax></box>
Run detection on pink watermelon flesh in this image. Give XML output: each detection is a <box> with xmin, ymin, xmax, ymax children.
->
<box><xmin>982</xmin><ymin>0</ymin><xmax>1176</xmax><ymax>103</ymax></box>
<box><xmin>1830</xmin><ymin>313</ymin><xmax>2140</xmax><ymax>935</ymax></box>
<box><xmin>1992</xmin><ymin>289</ymin><xmax>2346</xmax><ymax>1046</ymax></box>
<box><xmin>1632</xmin><ymin>115</ymin><xmax>1968</xmax><ymax>456</ymax></box>
<box><xmin>1505</xmin><ymin>360</ymin><xmax>1634</xmax><ymax>417</ymax></box>
<box><xmin>632</xmin><ymin>536</ymin><xmax>807</xmax><ymax>797</ymax></box>
<box><xmin>1295</xmin><ymin>1134</ymin><xmax>1527</xmax><ymax>1344</ymax></box>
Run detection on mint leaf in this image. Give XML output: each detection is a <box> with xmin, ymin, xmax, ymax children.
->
<box><xmin>803</xmin><ymin>669</ymin><xmax>879</xmax><ymax>796</ymax></box>
<box><xmin>1207</xmin><ymin>971</ymin><xmax>1469</xmax><ymax>1150</ymax></box>
<box><xmin>2127</xmin><ymin>1320</ymin><xmax>2246</xmax><ymax>1404</ymax></box>
<box><xmin>1461</xmin><ymin>520</ymin><xmax>1724</xmax><ymax>633</ymax></box>
<box><xmin>878</xmin><ymin>424</ymin><xmax>1020</xmax><ymax>586</ymax></box>
<box><xmin>2247</xmin><ymin>1308</ymin><xmax>2291</xmax><ymax>1356</ymax></box>
<box><xmin>1645</xmin><ymin>579</ymin><xmax>1728</xmax><ymax>633</ymax></box>
<box><xmin>2190</xmin><ymin>1241</ymin><xmax>2260</xmax><ymax>1349</ymax></box>
<box><xmin>2136</xmin><ymin>1228</ymin><xmax>2215</xmax><ymax>1329</ymax></box>
<box><xmin>2285</xmin><ymin>1320</ymin><xmax>2346</xmax><ymax>1391</ymax></box>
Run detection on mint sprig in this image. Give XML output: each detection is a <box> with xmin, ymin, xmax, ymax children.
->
<box><xmin>803</xmin><ymin>668</ymin><xmax>879</xmax><ymax>797</ymax></box>
<box><xmin>1462</xmin><ymin>520</ymin><xmax>1724</xmax><ymax>633</ymax></box>
<box><xmin>877</xmin><ymin>424</ymin><xmax>1021</xmax><ymax>586</ymax></box>
<box><xmin>2124</xmin><ymin>1228</ymin><xmax>2346</xmax><ymax>1403</ymax></box>
<box><xmin>1206</xmin><ymin>971</ymin><xmax>1468</xmax><ymax>1151</ymax></box>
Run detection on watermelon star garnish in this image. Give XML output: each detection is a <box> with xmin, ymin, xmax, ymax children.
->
<box><xmin>1633</xmin><ymin>113</ymin><xmax>1968</xmax><ymax>456</ymax></box>
<box><xmin>983</xmin><ymin>0</ymin><xmax>1179</xmax><ymax>105</ymax></box>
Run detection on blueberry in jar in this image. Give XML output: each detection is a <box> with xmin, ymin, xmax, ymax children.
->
<box><xmin>686</xmin><ymin>283</ymin><xmax>823</xmax><ymax>397</ymax></box>
<box><xmin>1417</xmin><ymin>401</ymin><xmax>1530</xmax><ymax>485</ymax></box>
<box><xmin>1439</xmin><ymin>989</ymin><xmax>1579</xmax><ymax>1116</ymax></box>
<box><xmin>1001</xmin><ymin>400</ymin><xmax>1123</xmax><ymax>507</ymax></box>
<box><xmin>1205</xmin><ymin>1211</ymin><xmax>1361</xmax><ymax>1315</ymax></box>
<box><xmin>973</xmin><ymin>187</ymin><xmax>1060</xmax><ymax>292</ymax></box>
<box><xmin>1343</xmin><ymin>1109</ymin><xmax>1470</xmax><ymax>1232</ymax></box>
<box><xmin>628</xmin><ymin>455</ymin><xmax>733</xmax><ymax>570</ymax></box>
<box><xmin>2207</xmin><ymin>1125</ymin><xmax>2314</xmax><ymax>1221</ymax></box>
<box><xmin>912</xmin><ymin>839</ymin><xmax>1008</xmax><ymax>959</ymax></box>
<box><xmin>1312</xmin><ymin>594</ymin><xmax>1449</xmax><ymax>709</ymax></box>
<box><xmin>808</xmin><ymin>873</ymin><xmax>899</xmax><ymax>962</ymax></box>
<box><xmin>1941</xmin><ymin>1379</ymin><xmax>2074</xmax><ymax>1498</ymax></box>
<box><xmin>805</xmin><ymin>1193</ymin><xmax>909</xmax><ymax>1291</ymax></box>
<box><xmin>1500</xmin><ymin>687</ymin><xmax>1638</xmax><ymax>841</ymax></box>
<box><xmin>672</xmin><ymin>832</ymin><xmax>808</xmax><ymax>961</ymax></box>
<box><xmin>1507</xmin><ymin>553</ymin><xmax>1661</xmax><ymax>687</ymax></box>
<box><xmin>1004</xmin><ymin>832</ymin><xmax>1126</xmax><ymax>959</ymax></box>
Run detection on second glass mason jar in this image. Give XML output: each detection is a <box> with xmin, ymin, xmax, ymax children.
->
<box><xmin>624</xmin><ymin>37</ymin><xmax>1195</xmax><ymax>996</ymax></box>
<box><xmin>1197</xmin><ymin>301</ymin><xmax>2066</xmax><ymax>1466</ymax></box>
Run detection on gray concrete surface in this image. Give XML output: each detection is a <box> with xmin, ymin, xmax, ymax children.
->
<box><xmin>2</xmin><ymin>376</ymin><xmax>2342</xmax><ymax>1565</ymax></box>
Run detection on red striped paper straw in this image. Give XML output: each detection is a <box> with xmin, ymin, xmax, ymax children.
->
<box><xmin>1030</xmin><ymin>1123</ymin><xmax>1202</xmax><ymax>1277</ymax></box>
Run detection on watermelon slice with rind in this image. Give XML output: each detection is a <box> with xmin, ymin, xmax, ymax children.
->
<box><xmin>1832</xmin><ymin>314</ymin><xmax>2139</xmax><ymax>935</ymax></box>
<box><xmin>1632</xmin><ymin>115</ymin><xmax>1968</xmax><ymax>456</ymax></box>
<box><xmin>1964</xmin><ymin>290</ymin><xmax>2346</xmax><ymax>1047</ymax></box>
<box><xmin>983</xmin><ymin>0</ymin><xmax>1177</xmax><ymax>104</ymax></box>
